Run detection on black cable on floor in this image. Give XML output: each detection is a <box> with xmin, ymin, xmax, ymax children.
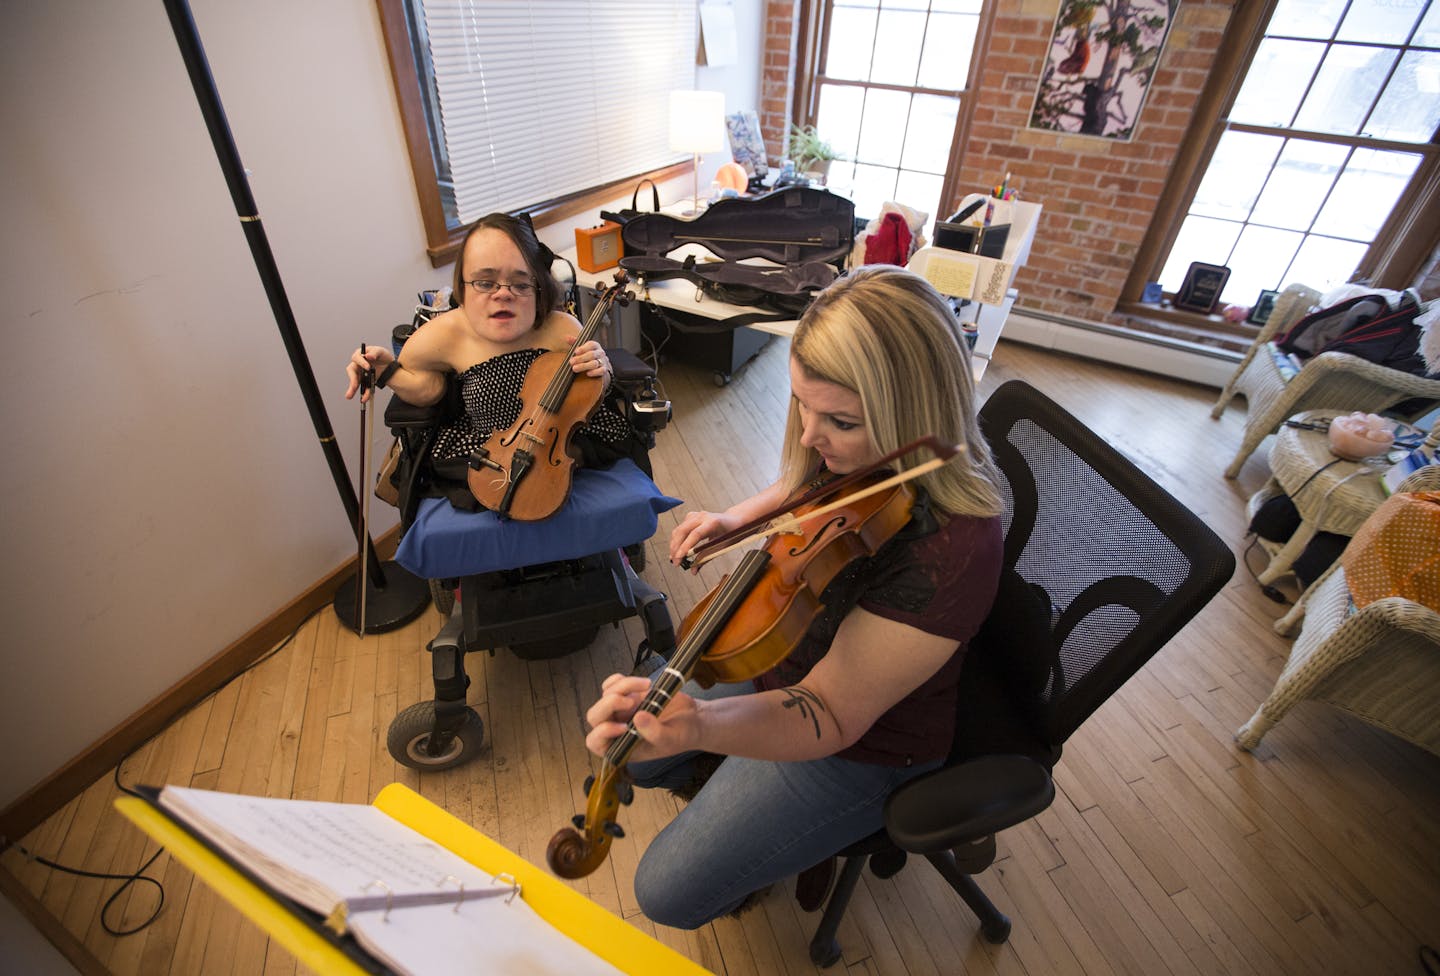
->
<box><xmin>12</xmin><ymin>601</ymin><xmax>329</xmax><ymax>936</ymax></box>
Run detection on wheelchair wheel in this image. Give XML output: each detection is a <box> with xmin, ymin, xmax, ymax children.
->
<box><xmin>387</xmin><ymin>701</ymin><xmax>484</xmax><ymax>770</ymax></box>
<box><xmin>510</xmin><ymin>626</ymin><xmax>599</xmax><ymax>660</ymax></box>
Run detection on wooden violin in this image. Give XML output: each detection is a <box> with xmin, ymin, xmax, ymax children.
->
<box><xmin>467</xmin><ymin>271</ymin><xmax>633</xmax><ymax>520</ymax></box>
<box><xmin>545</xmin><ymin>438</ymin><xmax>960</xmax><ymax>879</ymax></box>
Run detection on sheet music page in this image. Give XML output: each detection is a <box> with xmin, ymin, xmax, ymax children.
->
<box><xmin>159</xmin><ymin>786</ymin><xmax>493</xmax><ymax>916</ymax></box>
<box><xmin>350</xmin><ymin>895</ymin><xmax>624</xmax><ymax>976</ymax></box>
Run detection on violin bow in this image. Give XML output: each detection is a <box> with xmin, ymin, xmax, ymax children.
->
<box><xmin>682</xmin><ymin>435</ymin><xmax>964</xmax><ymax>570</ymax></box>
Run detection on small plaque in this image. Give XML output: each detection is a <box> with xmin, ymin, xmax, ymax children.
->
<box><xmin>1174</xmin><ymin>262</ymin><xmax>1231</xmax><ymax>314</ymax></box>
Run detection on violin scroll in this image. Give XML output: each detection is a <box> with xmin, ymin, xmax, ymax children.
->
<box><xmin>546</xmin><ymin>763</ymin><xmax>632</xmax><ymax>879</ymax></box>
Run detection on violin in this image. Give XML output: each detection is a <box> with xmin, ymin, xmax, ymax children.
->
<box><xmin>545</xmin><ymin>438</ymin><xmax>960</xmax><ymax>879</ymax></box>
<box><xmin>467</xmin><ymin>271</ymin><xmax>633</xmax><ymax>520</ymax></box>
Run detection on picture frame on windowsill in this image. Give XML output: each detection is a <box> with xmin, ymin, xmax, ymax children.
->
<box><xmin>1247</xmin><ymin>288</ymin><xmax>1281</xmax><ymax>325</ymax></box>
<box><xmin>1174</xmin><ymin>262</ymin><xmax>1231</xmax><ymax>314</ymax></box>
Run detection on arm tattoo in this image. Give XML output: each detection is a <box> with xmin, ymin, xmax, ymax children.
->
<box><xmin>780</xmin><ymin>686</ymin><xmax>827</xmax><ymax>740</ymax></box>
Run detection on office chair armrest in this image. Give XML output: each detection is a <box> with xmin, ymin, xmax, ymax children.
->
<box><xmin>883</xmin><ymin>754</ymin><xmax>1055</xmax><ymax>853</ymax></box>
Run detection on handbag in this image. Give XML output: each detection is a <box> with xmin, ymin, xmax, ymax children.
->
<box><xmin>374</xmin><ymin>437</ymin><xmax>403</xmax><ymax>507</ymax></box>
<box><xmin>1341</xmin><ymin>491</ymin><xmax>1440</xmax><ymax>611</ymax></box>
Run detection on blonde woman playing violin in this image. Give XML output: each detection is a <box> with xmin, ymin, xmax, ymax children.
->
<box><xmin>583</xmin><ymin>266</ymin><xmax>1005</xmax><ymax>927</ymax></box>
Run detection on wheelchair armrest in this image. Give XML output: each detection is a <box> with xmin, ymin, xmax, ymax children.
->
<box><xmin>882</xmin><ymin>754</ymin><xmax>1055</xmax><ymax>854</ymax></box>
<box><xmin>383</xmin><ymin>392</ymin><xmax>444</xmax><ymax>430</ymax></box>
<box><xmin>607</xmin><ymin>347</ymin><xmax>654</xmax><ymax>385</ymax></box>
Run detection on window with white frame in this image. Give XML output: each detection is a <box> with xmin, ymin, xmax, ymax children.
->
<box><xmin>801</xmin><ymin>0</ymin><xmax>986</xmax><ymax>230</ymax></box>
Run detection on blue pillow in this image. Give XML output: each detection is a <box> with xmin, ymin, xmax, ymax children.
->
<box><xmin>395</xmin><ymin>459</ymin><xmax>682</xmax><ymax>579</ymax></box>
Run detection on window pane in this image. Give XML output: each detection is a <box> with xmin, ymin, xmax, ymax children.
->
<box><xmin>856</xmin><ymin>88</ymin><xmax>913</xmax><ymax>167</ymax></box>
<box><xmin>1285</xmin><ymin>235</ymin><xmax>1368</xmax><ymax>291</ymax></box>
<box><xmin>1223</xmin><ymin>225</ymin><xmax>1303</xmax><ymax>305</ymax></box>
<box><xmin>894</xmin><ymin>169</ymin><xmax>945</xmax><ymax>234</ymax></box>
<box><xmin>1160</xmin><ymin>215</ymin><xmax>1241</xmax><ymax>292</ymax></box>
<box><xmin>1230</xmin><ymin>38</ymin><xmax>1324</xmax><ymax>126</ymax></box>
<box><xmin>1250</xmin><ymin>139</ymin><xmax>1348</xmax><ymax>230</ymax></box>
<box><xmin>1293</xmin><ymin>45</ymin><xmax>1395</xmax><ymax>136</ymax></box>
<box><xmin>917</xmin><ymin>11</ymin><xmax>978</xmax><ymax>91</ymax></box>
<box><xmin>1190</xmin><ymin>131</ymin><xmax>1282</xmax><ymax>221</ymax></box>
<box><xmin>816</xmin><ymin>84</ymin><xmax>865</xmax><ymax>162</ymax></box>
<box><xmin>1312</xmin><ymin>148</ymin><xmax>1421</xmax><ymax>238</ymax></box>
<box><xmin>850</xmin><ymin>162</ymin><xmax>901</xmax><ymax>221</ymax></box>
<box><xmin>1365</xmin><ymin>51</ymin><xmax>1440</xmax><ymax>142</ymax></box>
<box><xmin>1416</xmin><ymin>0</ymin><xmax>1440</xmax><ymax>46</ymax></box>
<box><xmin>900</xmin><ymin>95</ymin><xmax>960</xmax><ymax>172</ymax></box>
<box><xmin>825</xmin><ymin>3</ymin><xmax>880</xmax><ymax>81</ymax></box>
<box><xmin>1336</xmin><ymin>0</ymin><xmax>1427</xmax><ymax>44</ymax></box>
<box><xmin>870</xmin><ymin>6</ymin><xmax>926</xmax><ymax>85</ymax></box>
<box><xmin>1268</xmin><ymin>0</ymin><xmax>1345</xmax><ymax>40</ymax></box>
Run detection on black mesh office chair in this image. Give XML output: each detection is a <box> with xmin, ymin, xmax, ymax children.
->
<box><xmin>805</xmin><ymin>379</ymin><xmax>1236</xmax><ymax>966</ymax></box>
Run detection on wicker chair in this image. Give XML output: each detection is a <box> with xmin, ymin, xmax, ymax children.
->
<box><xmin>1238</xmin><ymin>465</ymin><xmax>1440</xmax><ymax>756</ymax></box>
<box><xmin>1210</xmin><ymin>283</ymin><xmax>1440</xmax><ymax>478</ymax></box>
<box><xmin>1236</xmin><ymin>567</ymin><xmax>1440</xmax><ymax>756</ymax></box>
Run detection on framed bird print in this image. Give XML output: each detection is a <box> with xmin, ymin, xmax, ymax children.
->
<box><xmin>1028</xmin><ymin>0</ymin><xmax>1179</xmax><ymax>141</ymax></box>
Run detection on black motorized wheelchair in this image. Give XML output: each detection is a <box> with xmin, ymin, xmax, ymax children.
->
<box><xmin>378</xmin><ymin>312</ymin><xmax>678</xmax><ymax>772</ymax></box>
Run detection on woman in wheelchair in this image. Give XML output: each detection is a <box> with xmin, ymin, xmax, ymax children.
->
<box><xmin>583</xmin><ymin>266</ymin><xmax>1006</xmax><ymax>929</ymax></box>
<box><xmin>343</xmin><ymin>211</ymin><xmax>635</xmax><ymax>496</ymax></box>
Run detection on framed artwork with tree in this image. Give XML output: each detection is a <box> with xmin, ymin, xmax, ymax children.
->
<box><xmin>1028</xmin><ymin>0</ymin><xmax>1178</xmax><ymax>141</ymax></box>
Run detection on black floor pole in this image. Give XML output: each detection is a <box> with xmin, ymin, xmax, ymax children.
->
<box><xmin>163</xmin><ymin>0</ymin><xmax>427</xmax><ymax>633</ymax></box>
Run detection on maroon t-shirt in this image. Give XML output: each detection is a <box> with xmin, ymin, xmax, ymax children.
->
<box><xmin>753</xmin><ymin>492</ymin><xmax>1003</xmax><ymax>766</ymax></box>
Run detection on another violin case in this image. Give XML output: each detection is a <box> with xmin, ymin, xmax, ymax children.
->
<box><xmin>603</xmin><ymin>186</ymin><xmax>856</xmax><ymax>327</ymax></box>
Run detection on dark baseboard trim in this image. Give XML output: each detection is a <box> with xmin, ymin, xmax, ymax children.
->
<box><xmin>0</xmin><ymin>527</ymin><xmax>404</xmax><ymax>850</ymax></box>
<box><xmin>0</xmin><ymin>866</ymin><xmax>108</xmax><ymax>975</ymax></box>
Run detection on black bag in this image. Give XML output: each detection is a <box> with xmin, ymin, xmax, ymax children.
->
<box><xmin>1275</xmin><ymin>292</ymin><xmax>1433</xmax><ymax>377</ymax></box>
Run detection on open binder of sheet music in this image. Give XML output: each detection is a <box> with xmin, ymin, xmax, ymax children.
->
<box><xmin>149</xmin><ymin>785</ymin><xmax>623</xmax><ymax>976</ymax></box>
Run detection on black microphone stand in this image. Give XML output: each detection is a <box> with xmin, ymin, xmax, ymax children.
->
<box><xmin>163</xmin><ymin>0</ymin><xmax>428</xmax><ymax>633</ymax></box>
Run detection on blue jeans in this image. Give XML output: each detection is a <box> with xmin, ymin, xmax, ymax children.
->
<box><xmin>626</xmin><ymin>677</ymin><xmax>942</xmax><ymax>930</ymax></box>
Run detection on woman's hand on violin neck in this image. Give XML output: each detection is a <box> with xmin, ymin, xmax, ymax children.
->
<box><xmin>566</xmin><ymin>337</ymin><xmax>610</xmax><ymax>381</ymax></box>
<box><xmin>344</xmin><ymin>344</ymin><xmax>394</xmax><ymax>403</ymax></box>
<box><xmin>584</xmin><ymin>673</ymin><xmax>700</xmax><ymax>762</ymax></box>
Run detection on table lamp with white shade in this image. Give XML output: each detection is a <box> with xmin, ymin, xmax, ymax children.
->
<box><xmin>669</xmin><ymin>89</ymin><xmax>726</xmax><ymax>216</ymax></box>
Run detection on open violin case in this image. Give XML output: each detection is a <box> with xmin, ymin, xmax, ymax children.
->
<box><xmin>603</xmin><ymin>185</ymin><xmax>856</xmax><ymax>326</ymax></box>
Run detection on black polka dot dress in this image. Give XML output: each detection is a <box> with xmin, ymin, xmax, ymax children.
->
<box><xmin>431</xmin><ymin>349</ymin><xmax>633</xmax><ymax>464</ymax></box>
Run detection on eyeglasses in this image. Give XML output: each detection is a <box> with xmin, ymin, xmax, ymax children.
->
<box><xmin>465</xmin><ymin>278</ymin><xmax>536</xmax><ymax>296</ymax></box>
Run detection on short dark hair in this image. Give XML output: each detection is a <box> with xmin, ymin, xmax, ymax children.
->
<box><xmin>451</xmin><ymin>213</ymin><xmax>562</xmax><ymax>330</ymax></box>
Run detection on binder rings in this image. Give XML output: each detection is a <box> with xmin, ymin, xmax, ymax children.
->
<box><xmin>116</xmin><ymin>783</ymin><xmax>710</xmax><ymax>976</ymax></box>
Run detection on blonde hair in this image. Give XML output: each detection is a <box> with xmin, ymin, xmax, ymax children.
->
<box><xmin>781</xmin><ymin>265</ymin><xmax>1003</xmax><ymax>517</ymax></box>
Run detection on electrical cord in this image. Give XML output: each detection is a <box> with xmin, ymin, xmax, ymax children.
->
<box><xmin>8</xmin><ymin>602</ymin><xmax>327</xmax><ymax>936</ymax></box>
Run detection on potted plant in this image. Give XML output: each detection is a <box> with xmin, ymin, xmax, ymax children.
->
<box><xmin>787</xmin><ymin>124</ymin><xmax>843</xmax><ymax>183</ymax></box>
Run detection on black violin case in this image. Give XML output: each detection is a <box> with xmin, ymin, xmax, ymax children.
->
<box><xmin>603</xmin><ymin>186</ymin><xmax>855</xmax><ymax>324</ymax></box>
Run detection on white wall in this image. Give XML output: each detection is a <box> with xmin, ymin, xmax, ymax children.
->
<box><xmin>0</xmin><ymin>0</ymin><xmax>761</xmax><ymax>809</ymax></box>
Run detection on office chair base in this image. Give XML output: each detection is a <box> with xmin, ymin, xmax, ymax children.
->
<box><xmin>333</xmin><ymin>561</ymin><xmax>431</xmax><ymax>634</ymax></box>
<box><xmin>809</xmin><ymin>854</ymin><xmax>868</xmax><ymax>967</ymax></box>
<box><xmin>927</xmin><ymin>850</ymin><xmax>1011</xmax><ymax>943</ymax></box>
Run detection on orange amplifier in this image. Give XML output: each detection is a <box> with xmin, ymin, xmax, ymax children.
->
<box><xmin>575</xmin><ymin>221</ymin><xmax>624</xmax><ymax>273</ymax></box>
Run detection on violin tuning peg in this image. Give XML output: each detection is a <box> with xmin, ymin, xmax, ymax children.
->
<box><xmin>572</xmin><ymin>814</ymin><xmax>587</xmax><ymax>830</ymax></box>
<box><xmin>617</xmin><ymin>782</ymin><xmax>635</xmax><ymax>805</ymax></box>
<box><xmin>583</xmin><ymin>775</ymin><xmax>595</xmax><ymax>795</ymax></box>
<box><xmin>603</xmin><ymin>821</ymin><xmax>626</xmax><ymax>839</ymax></box>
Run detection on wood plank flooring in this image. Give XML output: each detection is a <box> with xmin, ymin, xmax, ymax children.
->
<box><xmin>5</xmin><ymin>336</ymin><xmax>1439</xmax><ymax>975</ymax></box>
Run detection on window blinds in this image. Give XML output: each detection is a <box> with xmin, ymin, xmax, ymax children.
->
<box><xmin>417</xmin><ymin>0</ymin><xmax>699</xmax><ymax>225</ymax></box>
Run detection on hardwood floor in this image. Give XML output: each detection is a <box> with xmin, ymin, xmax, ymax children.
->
<box><xmin>5</xmin><ymin>336</ymin><xmax>1439</xmax><ymax>975</ymax></box>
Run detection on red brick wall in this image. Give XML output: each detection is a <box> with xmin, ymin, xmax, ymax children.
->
<box><xmin>762</xmin><ymin>0</ymin><xmax>1236</xmax><ymax>326</ymax></box>
<box><xmin>759</xmin><ymin>0</ymin><xmax>799</xmax><ymax>161</ymax></box>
